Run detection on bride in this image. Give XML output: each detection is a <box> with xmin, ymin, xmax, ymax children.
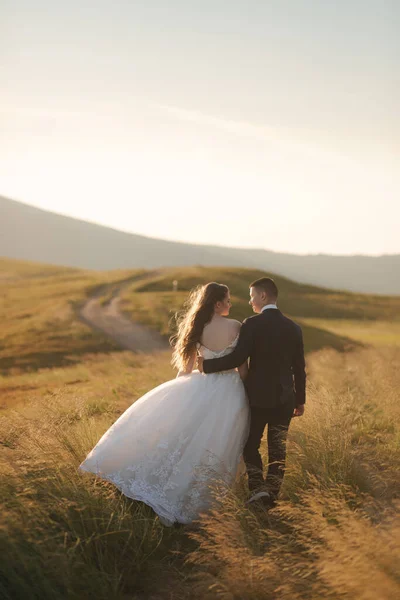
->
<box><xmin>79</xmin><ymin>282</ymin><xmax>250</xmax><ymax>526</ymax></box>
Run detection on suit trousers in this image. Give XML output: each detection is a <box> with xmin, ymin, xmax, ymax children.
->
<box><xmin>243</xmin><ymin>401</ymin><xmax>294</xmax><ymax>500</ymax></box>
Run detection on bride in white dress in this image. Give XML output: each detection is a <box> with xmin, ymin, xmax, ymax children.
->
<box><xmin>79</xmin><ymin>282</ymin><xmax>250</xmax><ymax>526</ymax></box>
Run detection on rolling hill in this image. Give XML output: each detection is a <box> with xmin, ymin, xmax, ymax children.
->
<box><xmin>2</xmin><ymin>258</ymin><xmax>399</xmax><ymax>375</ymax></box>
<box><xmin>1</xmin><ymin>195</ymin><xmax>399</xmax><ymax>294</ymax></box>
<box><xmin>1</xmin><ymin>259</ymin><xmax>400</xmax><ymax>600</ymax></box>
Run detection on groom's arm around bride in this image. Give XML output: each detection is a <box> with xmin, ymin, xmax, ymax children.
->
<box><xmin>198</xmin><ymin>281</ymin><xmax>306</xmax><ymax>416</ymax></box>
<box><xmin>199</xmin><ymin>314</ymin><xmax>306</xmax><ymax>414</ymax></box>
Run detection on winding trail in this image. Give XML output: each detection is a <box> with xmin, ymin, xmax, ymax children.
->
<box><xmin>79</xmin><ymin>272</ymin><xmax>168</xmax><ymax>353</ymax></box>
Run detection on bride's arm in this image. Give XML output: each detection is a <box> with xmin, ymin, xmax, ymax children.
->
<box><xmin>176</xmin><ymin>349</ymin><xmax>197</xmax><ymax>378</ymax></box>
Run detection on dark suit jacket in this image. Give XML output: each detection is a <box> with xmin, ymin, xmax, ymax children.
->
<box><xmin>203</xmin><ymin>309</ymin><xmax>306</xmax><ymax>409</ymax></box>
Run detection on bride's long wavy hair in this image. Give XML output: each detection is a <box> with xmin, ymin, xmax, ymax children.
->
<box><xmin>171</xmin><ymin>282</ymin><xmax>229</xmax><ymax>372</ymax></box>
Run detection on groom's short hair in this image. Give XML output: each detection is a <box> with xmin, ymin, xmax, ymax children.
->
<box><xmin>250</xmin><ymin>277</ymin><xmax>278</xmax><ymax>299</ymax></box>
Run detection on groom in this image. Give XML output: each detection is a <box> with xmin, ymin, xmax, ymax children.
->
<box><xmin>198</xmin><ymin>277</ymin><xmax>306</xmax><ymax>508</ymax></box>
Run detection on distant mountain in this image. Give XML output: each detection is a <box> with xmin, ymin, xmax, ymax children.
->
<box><xmin>1</xmin><ymin>195</ymin><xmax>399</xmax><ymax>294</ymax></box>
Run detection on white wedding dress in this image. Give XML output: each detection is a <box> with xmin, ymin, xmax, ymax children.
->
<box><xmin>79</xmin><ymin>336</ymin><xmax>250</xmax><ymax>525</ymax></box>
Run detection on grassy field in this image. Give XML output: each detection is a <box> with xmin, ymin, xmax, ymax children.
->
<box><xmin>119</xmin><ymin>266</ymin><xmax>400</xmax><ymax>352</ymax></box>
<box><xmin>1</xmin><ymin>259</ymin><xmax>399</xmax><ymax>599</ymax></box>
<box><xmin>302</xmin><ymin>317</ymin><xmax>400</xmax><ymax>347</ymax></box>
<box><xmin>120</xmin><ymin>266</ymin><xmax>400</xmax><ymax>320</ymax></box>
<box><xmin>1</xmin><ymin>346</ymin><xmax>399</xmax><ymax>599</ymax></box>
<box><xmin>0</xmin><ymin>258</ymin><xmax>144</xmax><ymax>375</ymax></box>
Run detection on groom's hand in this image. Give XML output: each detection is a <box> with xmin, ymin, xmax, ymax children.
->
<box><xmin>293</xmin><ymin>404</ymin><xmax>305</xmax><ymax>417</ymax></box>
<box><xmin>197</xmin><ymin>357</ymin><xmax>204</xmax><ymax>373</ymax></box>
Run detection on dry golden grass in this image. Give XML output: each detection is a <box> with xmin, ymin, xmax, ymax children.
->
<box><xmin>188</xmin><ymin>485</ymin><xmax>400</xmax><ymax>600</ymax></box>
<box><xmin>1</xmin><ymin>346</ymin><xmax>399</xmax><ymax>599</ymax></box>
<box><xmin>1</xmin><ymin>259</ymin><xmax>400</xmax><ymax>598</ymax></box>
<box><xmin>0</xmin><ymin>350</ymin><xmax>180</xmax><ymax>599</ymax></box>
<box><xmin>186</xmin><ymin>346</ymin><xmax>400</xmax><ymax>599</ymax></box>
<box><xmin>0</xmin><ymin>258</ymin><xmax>142</xmax><ymax>375</ymax></box>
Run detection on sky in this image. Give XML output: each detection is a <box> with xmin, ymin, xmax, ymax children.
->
<box><xmin>1</xmin><ymin>0</ymin><xmax>399</xmax><ymax>255</ymax></box>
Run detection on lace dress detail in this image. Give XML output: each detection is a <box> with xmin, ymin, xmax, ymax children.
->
<box><xmin>79</xmin><ymin>335</ymin><xmax>249</xmax><ymax>525</ymax></box>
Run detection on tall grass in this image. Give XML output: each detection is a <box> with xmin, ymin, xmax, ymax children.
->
<box><xmin>188</xmin><ymin>484</ymin><xmax>399</xmax><ymax>600</ymax></box>
<box><xmin>186</xmin><ymin>346</ymin><xmax>400</xmax><ymax>599</ymax></box>
<box><xmin>1</xmin><ymin>347</ymin><xmax>399</xmax><ymax>598</ymax></box>
<box><xmin>0</xmin><ymin>381</ymin><xmax>184</xmax><ymax>599</ymax></box>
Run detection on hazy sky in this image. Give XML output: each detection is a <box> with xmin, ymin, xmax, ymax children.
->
<box><xmin>1</xmin><ymin>1</ymin><xmax>399</xmax><ymax>255</ymax></box>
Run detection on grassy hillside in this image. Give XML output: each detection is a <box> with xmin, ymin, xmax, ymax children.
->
<box><xmin>1</xmin><ymin>345</ymin><xmax>399</xmax><ymax>599</ymax></box>
<box><xmin>1</xmin><ymin>259</ymin><xmax>399</xmax><ymax>598</ymax></box>
<box><xmin>119</xmin><ymin>266</ymin><xmax>400</xmax><ymax>351</ymax></box>
<box><xmin>0</xmin><ymin>258</ymin><xmax>142</xmax><ymax>374</ymax></box>
<box><xmin>2</xmin><ymin>260</ymin><xmax>399</xmax><ymax>378</ymax></box>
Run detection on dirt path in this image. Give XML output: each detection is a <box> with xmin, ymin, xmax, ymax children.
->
<box><xmin>79</xmin><ymin>272</ymin><xmax>168</xmax><ymax>353</ymax></box>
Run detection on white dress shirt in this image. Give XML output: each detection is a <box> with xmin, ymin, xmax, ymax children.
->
<box><xmin>261</xmin><ymin>304</ymin><xmax>278</xmax><ymax>312</ymax></box>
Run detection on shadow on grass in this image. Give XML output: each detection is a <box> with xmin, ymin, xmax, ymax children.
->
<box><xmin>0</xmin><ymin>339</ymin><xmax>122</xmax><ymax>375</ymax></box>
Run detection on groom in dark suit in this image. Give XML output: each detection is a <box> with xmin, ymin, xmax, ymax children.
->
<box><xmin>199</xmin><ymin>277</ymin><xmax>306</xmax><ymax>507</ymax></box>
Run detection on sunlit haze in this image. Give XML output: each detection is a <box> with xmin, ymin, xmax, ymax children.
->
<box><xmin>1</xmin><ymin>1</ymin><xmax>399</xmax><ymax>255</ymax></box>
